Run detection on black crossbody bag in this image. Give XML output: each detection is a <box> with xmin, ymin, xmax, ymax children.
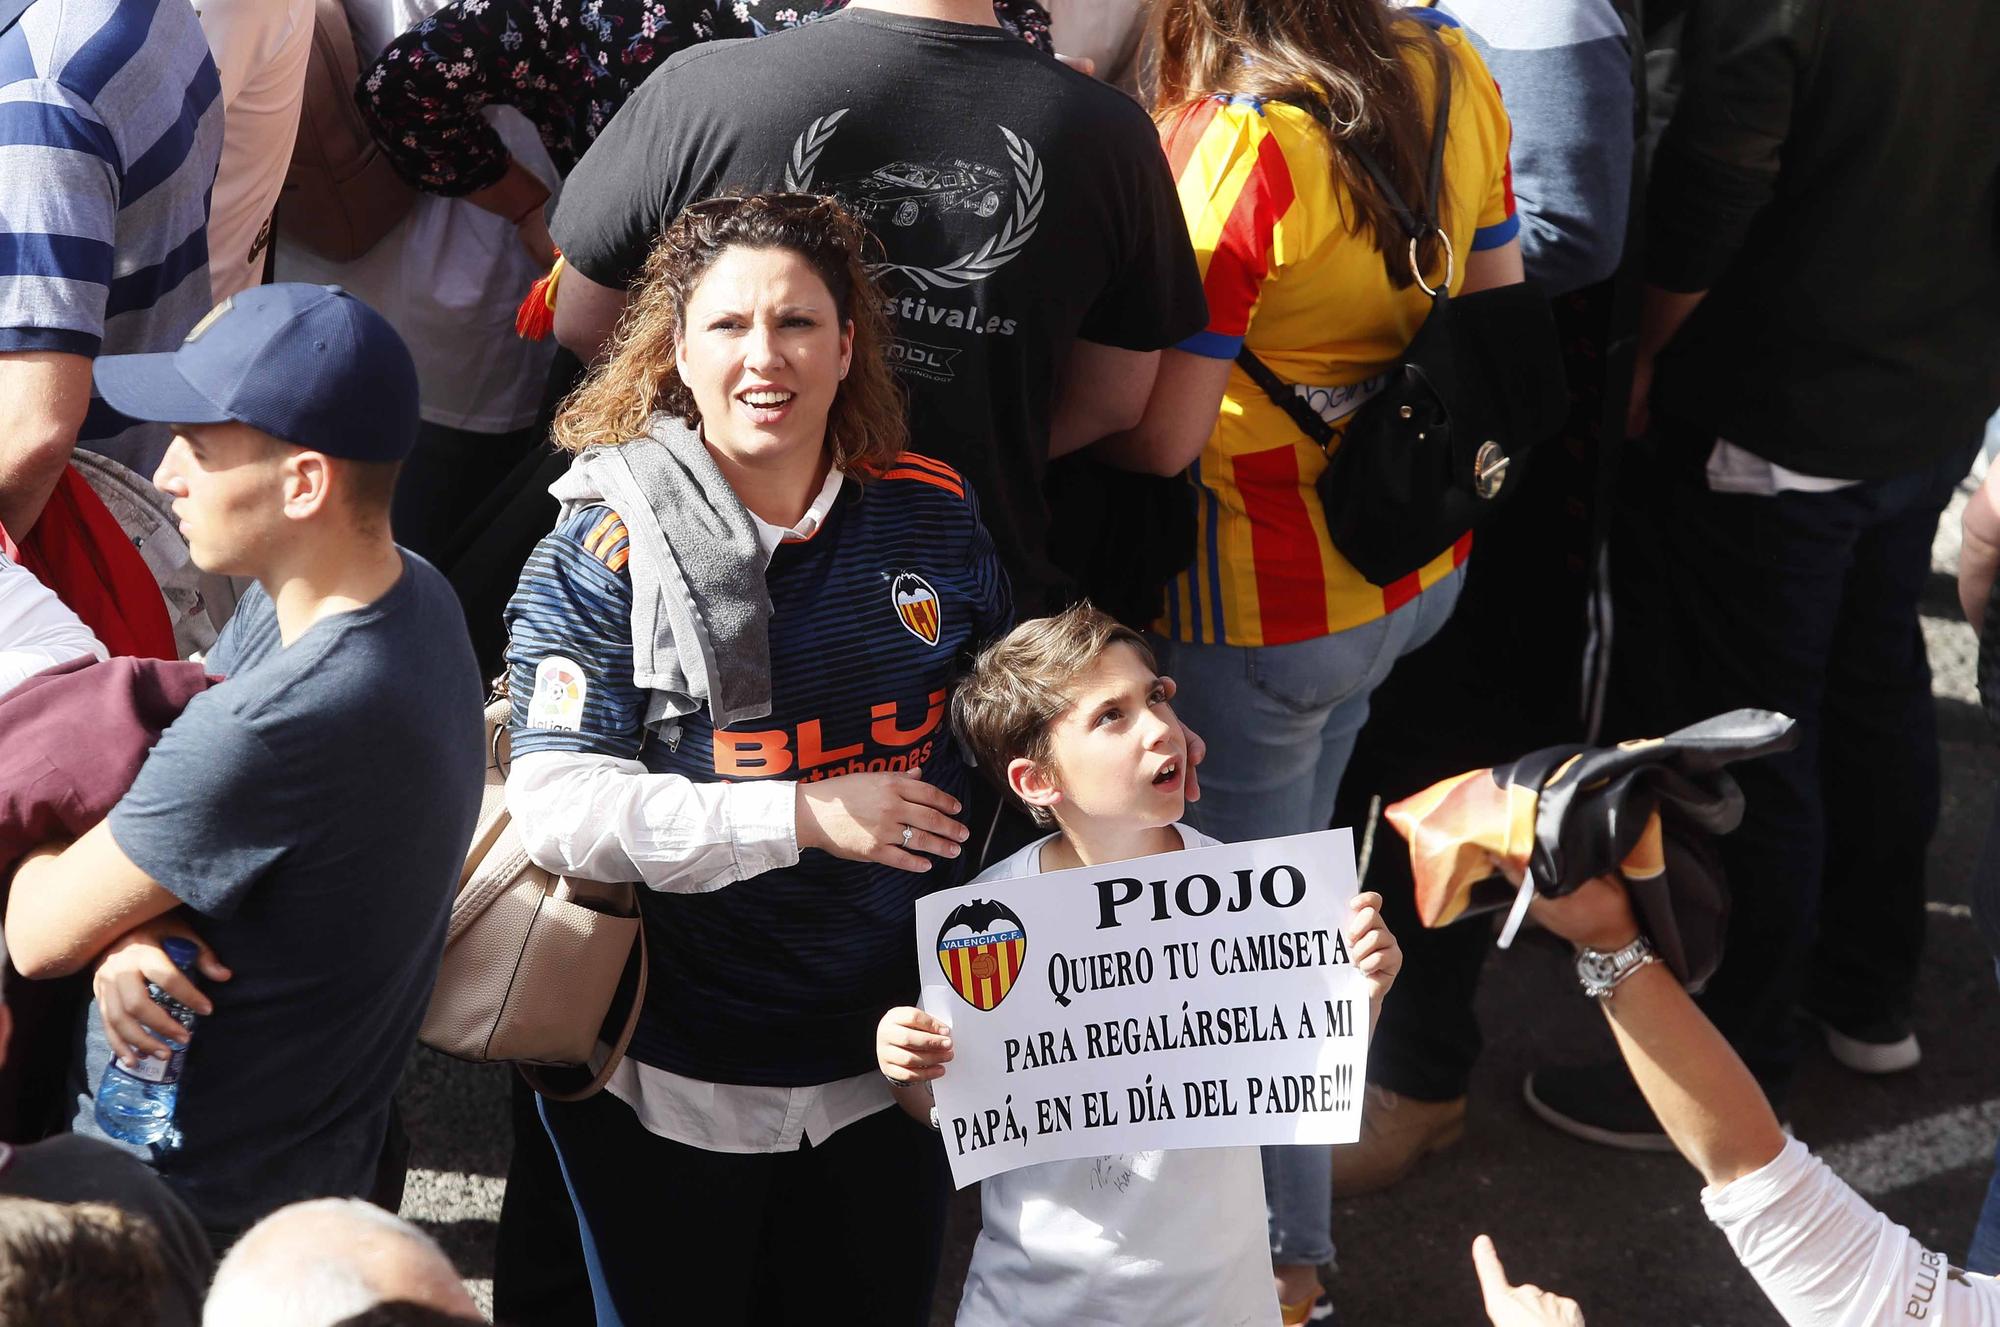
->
<box><xmin>1236</xmin><ymin>66</ymin><xmax>1568</xmax><ymax>588</ymax></box>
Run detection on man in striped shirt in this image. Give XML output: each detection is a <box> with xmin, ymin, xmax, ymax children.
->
<box><xmin>0</xmin><ymin>0</ymin><xmax>223</xmax><ymax>540</ymax></box>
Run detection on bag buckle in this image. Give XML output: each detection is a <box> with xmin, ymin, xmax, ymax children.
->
<box><xmin>1409</xmin><ymin>228</ymin><xmax>1456</xmax><ymax>297</ymax></box>
<box><xmin>1474</xmin><ymin>441</ymin><xmax>1510</xmax><ymax>499</ymax></box>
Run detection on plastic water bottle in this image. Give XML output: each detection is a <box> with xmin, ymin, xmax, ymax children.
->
<box><xmin>93</xmin><ymin>937</ymin><xmax>201</xmax><ymax>1146</ymax></box>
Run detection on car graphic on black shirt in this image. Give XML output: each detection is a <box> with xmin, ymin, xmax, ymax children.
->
<box><xmin>842</xmin><ymin>160</ymin><xmax>1006</xmax><ymax>228</ymax></box>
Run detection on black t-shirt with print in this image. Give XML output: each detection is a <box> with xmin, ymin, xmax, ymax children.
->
<box><xmin>552</xmin><ymin>8</ymin><xmax>1206</xmax><ymax>612</ymax></box>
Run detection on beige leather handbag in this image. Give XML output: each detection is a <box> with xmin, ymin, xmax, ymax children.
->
<box><xmin>419</xmin><ymin>696</ymin><xmax>647</xmax><ymax>1101</ymax></box>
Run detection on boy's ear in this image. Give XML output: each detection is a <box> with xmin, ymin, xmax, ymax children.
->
<box><xmin>1006</xmin><ymin>756</ymin><xmax>1062</xmax><ymax>817</ymax></box>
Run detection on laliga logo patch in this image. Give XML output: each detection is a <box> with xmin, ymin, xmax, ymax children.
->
<box><xmin>891</xmin><ymin>571</ymin><xmax>942</xmax><ymax>647</ymax></box>
<box><xmin>526</xmin><ymin>655</ymin><xmax>587</xmax><ymax>732</ymax></box>
<box><xmin>936</xmin><ymin>899</ymin><xmax>1027</xmax><ymax>1012</ymax></box>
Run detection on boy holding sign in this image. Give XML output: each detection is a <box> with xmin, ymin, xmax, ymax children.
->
<box><xmin>877</xmin><ymin>605</ymin><xmax>1401</xmax><ymax>1326</ymax></box>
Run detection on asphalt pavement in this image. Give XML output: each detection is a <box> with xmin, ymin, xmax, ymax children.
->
<box><xmin>396</xmin><ymin>461</ymin><xmax>2000</xmax><ymax>1326</ymax></box>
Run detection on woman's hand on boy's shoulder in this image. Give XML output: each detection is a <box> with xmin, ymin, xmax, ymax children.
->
<box><xmin>877</xmin><ymin>1005</ymin><xmax>954</xmax><ymax>1086</ymax></box>
<box><xmin>1344</xmin><ymin>891</ymin><xmax>1401</xmax><ymax>1007</ymax></box>
<box><xmin>796</xmin><ymin>771</ymin><xmax>969</xmax><ymax>872</ymax></box>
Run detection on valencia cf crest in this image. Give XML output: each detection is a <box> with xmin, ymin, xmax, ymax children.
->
<box><xmin>936</xmin><ymin>899</ymin><xmax>1027</xmax><ymax>1012</ymax></box>
<box><xmin>891</xmin><ymin>571</ymin><xmax>942</xmax><ymax>646</ymax></box>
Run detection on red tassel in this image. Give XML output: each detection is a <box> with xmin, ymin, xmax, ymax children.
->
<box><xmin>516</xmin><ymin>251</ymin><xmax>563</xmax><ymax>340</ymax></box>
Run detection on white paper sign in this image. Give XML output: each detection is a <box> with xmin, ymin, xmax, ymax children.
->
<box><xmin>915</xmin><ymin>829</ymin><xmax>1368</xmax><ymax>1187</ymax></box>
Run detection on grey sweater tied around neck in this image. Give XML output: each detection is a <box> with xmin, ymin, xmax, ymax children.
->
<box><xmin>546</xmin><ymin>413</ymin><xmax>773</xmax><ymax>732</ymax></box>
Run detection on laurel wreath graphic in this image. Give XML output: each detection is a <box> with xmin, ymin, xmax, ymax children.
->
<box><xmin>783</xmin><ymin>108</ymin><xmax>848</xmax><ymax>193</ymax></box>
<box><xmin>780</xmin><ymin>115</ymin><xmax>1044</xmax><ymax>292</ymax></box>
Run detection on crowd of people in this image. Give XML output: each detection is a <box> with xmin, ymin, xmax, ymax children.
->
<box><xmin>0</xmin><ymin>0</ymin><xmax>1996</xmax><ymax>1323</ymax></box>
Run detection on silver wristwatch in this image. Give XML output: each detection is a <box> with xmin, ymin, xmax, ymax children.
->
<box><xmin>1575</xmin><ymin>935</ymin><xmax>1658</xmax><ymax>1000</ymax></box>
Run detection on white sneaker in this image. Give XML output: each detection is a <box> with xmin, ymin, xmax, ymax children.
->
<box><xmin>1818</xmin><ymin>1018</ymin><xmax>1922</xmax><ymax>1074</ymax></box>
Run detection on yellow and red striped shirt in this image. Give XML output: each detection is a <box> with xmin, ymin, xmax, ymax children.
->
<box><xmin>1159</xmin><ymin>14</ymin><xmax>1517</xmax><ymax>647</ymax></box>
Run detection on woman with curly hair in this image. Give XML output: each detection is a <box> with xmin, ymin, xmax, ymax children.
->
<box><xmin>502</xmin><ymin>191</ymin><xmax>1011</xmax><ymax>1324</ymax></box>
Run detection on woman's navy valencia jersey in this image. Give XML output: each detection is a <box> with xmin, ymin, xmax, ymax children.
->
<box><xmin>505</xmin><ymin>455</ymin><xmax>1013</xmax><ymax>1086</ymax></box>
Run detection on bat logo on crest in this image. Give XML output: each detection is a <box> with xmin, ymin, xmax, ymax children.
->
<box><xmin>936</xmin><ymin>898</ymin><xmax>1026</xmax><ymax>1012</ymax></box>
<box><xmin>891</xmin><ymin>572</ymin><xmax>942</xmax><ymax>647</ymax></box>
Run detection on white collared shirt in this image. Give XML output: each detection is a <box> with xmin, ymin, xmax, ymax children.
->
<box><xmin>513</xmin><ymin>466</ymin><xmax>889</xmax><ymax>1151</ymax></box>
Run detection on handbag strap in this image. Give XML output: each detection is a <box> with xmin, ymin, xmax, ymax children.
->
<box><xmin>1346</xmin><ymin>49</ymin><xmax>1452</xmax><ymax>246</ymax></box>
<box><xmin>1234</xmin><ymin>49</ymin><xmax>1453</xmax><ymax>443</ymax></box>
<box><xmin>1233</xmin><ymin>347</ymin><xmax>1337</xmax><ymax>454</ymax></box>
<box><xmin>519</xmin><ymin>918</ymin><xmax>650</xmax><ymax>1103</ymax></box>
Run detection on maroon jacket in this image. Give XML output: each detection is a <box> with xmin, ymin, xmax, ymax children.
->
<box><xmin>0</xmin><ymin>654</ymin><xmax>218</xmax><ymax>873</ymax></box>
<box><xmin>0</xmin><ymin>655</ymin><xmax>218</xmax><ymax>1142</ymax></box>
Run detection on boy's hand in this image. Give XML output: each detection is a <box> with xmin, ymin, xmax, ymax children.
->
<box><xmin>797</xmin><ymin>771</ymin><xmax>968</xmax><ymax>872</ymax></box>
<box><xmin>93</xmin><ymin>917</ymin><xmax>231</xmax><ymax>1067</ymax></box>
<box><xmin>1179</xmin><ymin>719</ymin><xmax>1206</xmax><ymax>803</ymax></box>
<box><xmin>1344</xmin><ymin>891</ymin><xmax>1401</xmax><ymax>1007</ymax></box>
<box><xmin>1526</xmin><ymin>876</ymin><xmax>1641</xmax><ymax>953</ymax></box>
<box><xmin>877</xmin><ymin>1006</ymin><xmax>954</xmax><ymax>1086</ymax></box>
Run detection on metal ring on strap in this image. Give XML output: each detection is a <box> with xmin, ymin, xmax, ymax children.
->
<box><xmin>1409</xmin><ymin>228</ymin><xmax>1456</xmax><ymax>297</ymax></box>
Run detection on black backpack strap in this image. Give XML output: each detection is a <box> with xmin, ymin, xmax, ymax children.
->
<box><xmin>1346</xmin><ymin>48</ymin><xmax>1453</xmax><ymax>243</ymax></box>
<box><xmin>0</xmin><ymin>0</ymin><xmax>36</xmax><ymax>36</ymax></box>
<box><xmin>1234</xmin><ymin>346</ymin><xmax>1336</xmax><ymax>453</ymax></box>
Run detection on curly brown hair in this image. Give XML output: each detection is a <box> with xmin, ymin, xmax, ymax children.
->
<box><xmin>552</xmin><ymin>192</ymin><xmax>908</xmax><ymax>471</ymax></box>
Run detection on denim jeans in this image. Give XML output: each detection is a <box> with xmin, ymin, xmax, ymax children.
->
<box><xmin>1153</xmin><ymin>567</ymin><xmax>1464</xmax><ymax>1266</ymax></box>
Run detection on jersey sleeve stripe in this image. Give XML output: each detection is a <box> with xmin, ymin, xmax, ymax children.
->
<box><xmin>892</xmin><ymin>451</ymin><xmax>966</xmax><ymax>485</ymax></box>
<box><xmin>1162</xmin><ymin>96</ymin><xmax>1225</xmax><ymax>181</ymax></box>
<box><xmin>1175</xmin><ymin>328</ymin><xmax>1245</xmax><ymax>360</ymax></box>
<box><xmin>1193</xmin><ymin>125</ymin><xmax>1298</xmax><ymax>339</ymax></box>
<box><xmin>880</xmin><ymin>467</ymin><xmax>966</xmax><ymax>499</ymax></box>
<box><xmin>1472</xmin><ymin>213</ymin><xmax>1520</xmax><ymax>249</ymax></box>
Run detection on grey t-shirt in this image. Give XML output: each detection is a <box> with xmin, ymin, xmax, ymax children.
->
<box><xmin>78</xmin><ymin>553</ymin><xmax>484</xmax><ymax>1236</ymax></box>
<box><xmin>0</xmin><ymin>1133</ymin><xmax>213</xmax><ymax>1327</ymax></box>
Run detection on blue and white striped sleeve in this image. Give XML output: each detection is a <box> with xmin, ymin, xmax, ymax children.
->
<box><xmin>504</xmin><ymin>507</ymin><xmax>650</xmax><ymax>761</ymax></box>
<box><xmin>0</xmin><ymin>78</ymin><xmax>121</xmax><ymax>355</ymax></box>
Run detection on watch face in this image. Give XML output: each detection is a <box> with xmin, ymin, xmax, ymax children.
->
<box><xmin>1578</xmin><ymin>951</ymin><xmax>1619</xmax><ymax>986</ymax></box>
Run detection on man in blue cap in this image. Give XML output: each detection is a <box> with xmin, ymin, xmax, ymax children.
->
<box><xmin>2</xmin><ymin>284</ymin><xmax>485</xmax><ymax>1250</ymax></box>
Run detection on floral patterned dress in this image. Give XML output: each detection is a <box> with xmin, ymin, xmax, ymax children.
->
<box><xmin>359</xmin><ymin>0</ymin><xmax>1054</xmax><ymax>195</ymax></box>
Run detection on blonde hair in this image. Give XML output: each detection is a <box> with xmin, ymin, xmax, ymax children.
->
<box><xmin>552</xmin><ymin>192</ymin><xmax>908</xmax><ymax>469</ymax></box>
<box><xmin>950</xmin><ymin>603</ymin><xmax>1158</xmax><ymax>824</ymax></box>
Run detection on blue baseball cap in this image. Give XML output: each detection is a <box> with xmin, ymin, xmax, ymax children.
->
<box><xmin>93</xmin><ymin>284</ymin><xmax>420</xmax><ymax>463</ymax></box>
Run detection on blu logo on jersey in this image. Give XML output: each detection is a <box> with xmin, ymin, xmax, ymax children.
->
<box><xmin>891</xmin><ymin>572</ymin><xmax>941</xmax><ymax>646</ymax></box>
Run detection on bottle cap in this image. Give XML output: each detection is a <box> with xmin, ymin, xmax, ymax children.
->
<box><xmin>161</xmin><ymin>937</ymin><xmax>202</xmax><ymax>972</ymax></box>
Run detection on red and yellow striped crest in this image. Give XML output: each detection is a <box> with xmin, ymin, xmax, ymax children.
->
<box><xmin>938</xmin><ymin>929</ymin><xmax>1027</xmax><ymax>1012</ymax></box>
<box><xmin>892</xmin><ymin>572</ymin><xmax>941</xmax><ymax>646</ymax></box>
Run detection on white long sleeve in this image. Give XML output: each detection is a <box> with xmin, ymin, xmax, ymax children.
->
<box><xmin>0</xmin><ymin>557</ymin><xmax>107</xmax><ymax>693</ymax></box>
<box><xmin>505</xmin><ymin>749</ymin><xmax>799</xmax><ymax>894</ymax></box>
<box><xmin>1703</xmin><ymin>1137</ymin><xmax>2000</xmax><ymax>1326</ymax></box>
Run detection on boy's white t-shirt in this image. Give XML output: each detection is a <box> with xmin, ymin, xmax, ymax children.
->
<box><xmin>953</xmin><ymin>825</ymin><xmax>1281</xmax><ymax>1327</ymax></box>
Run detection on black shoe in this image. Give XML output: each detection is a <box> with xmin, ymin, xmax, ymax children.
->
<box><xmin>1522</xmin><ymin>1062</ymin><xmax>1675</xmax><ymax>1152</ymax></box>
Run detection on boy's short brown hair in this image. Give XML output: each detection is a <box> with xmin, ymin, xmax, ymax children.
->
<box><xmin>951</xmin><ymin>602</ymin><xmax>1157</xmax><ymax>822</ymax></box>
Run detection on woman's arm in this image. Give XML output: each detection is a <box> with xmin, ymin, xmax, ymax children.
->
<box><xmin>507</xmin><ymin>750</ymin><xmax>800</xmax><ymax>893</ymax></box>
<box><xmin>1461</xmin><ymin>235</ymin><xmax>1526</xmax><ymax>294</ymax></box>
<box><xmin>357</xmin><ymin>0</ymin><xmax>528</xmax><ymax>199</ymax></box>
<box><xmin>1090</xmin><ymin>349</ymin><xmax>1232</xmax><ymax>476</ymax></box>
<box><xmin>1528</xmin><ymin>879</ymin><xmax>1786</xmax><ymax>1188</ymax></box>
